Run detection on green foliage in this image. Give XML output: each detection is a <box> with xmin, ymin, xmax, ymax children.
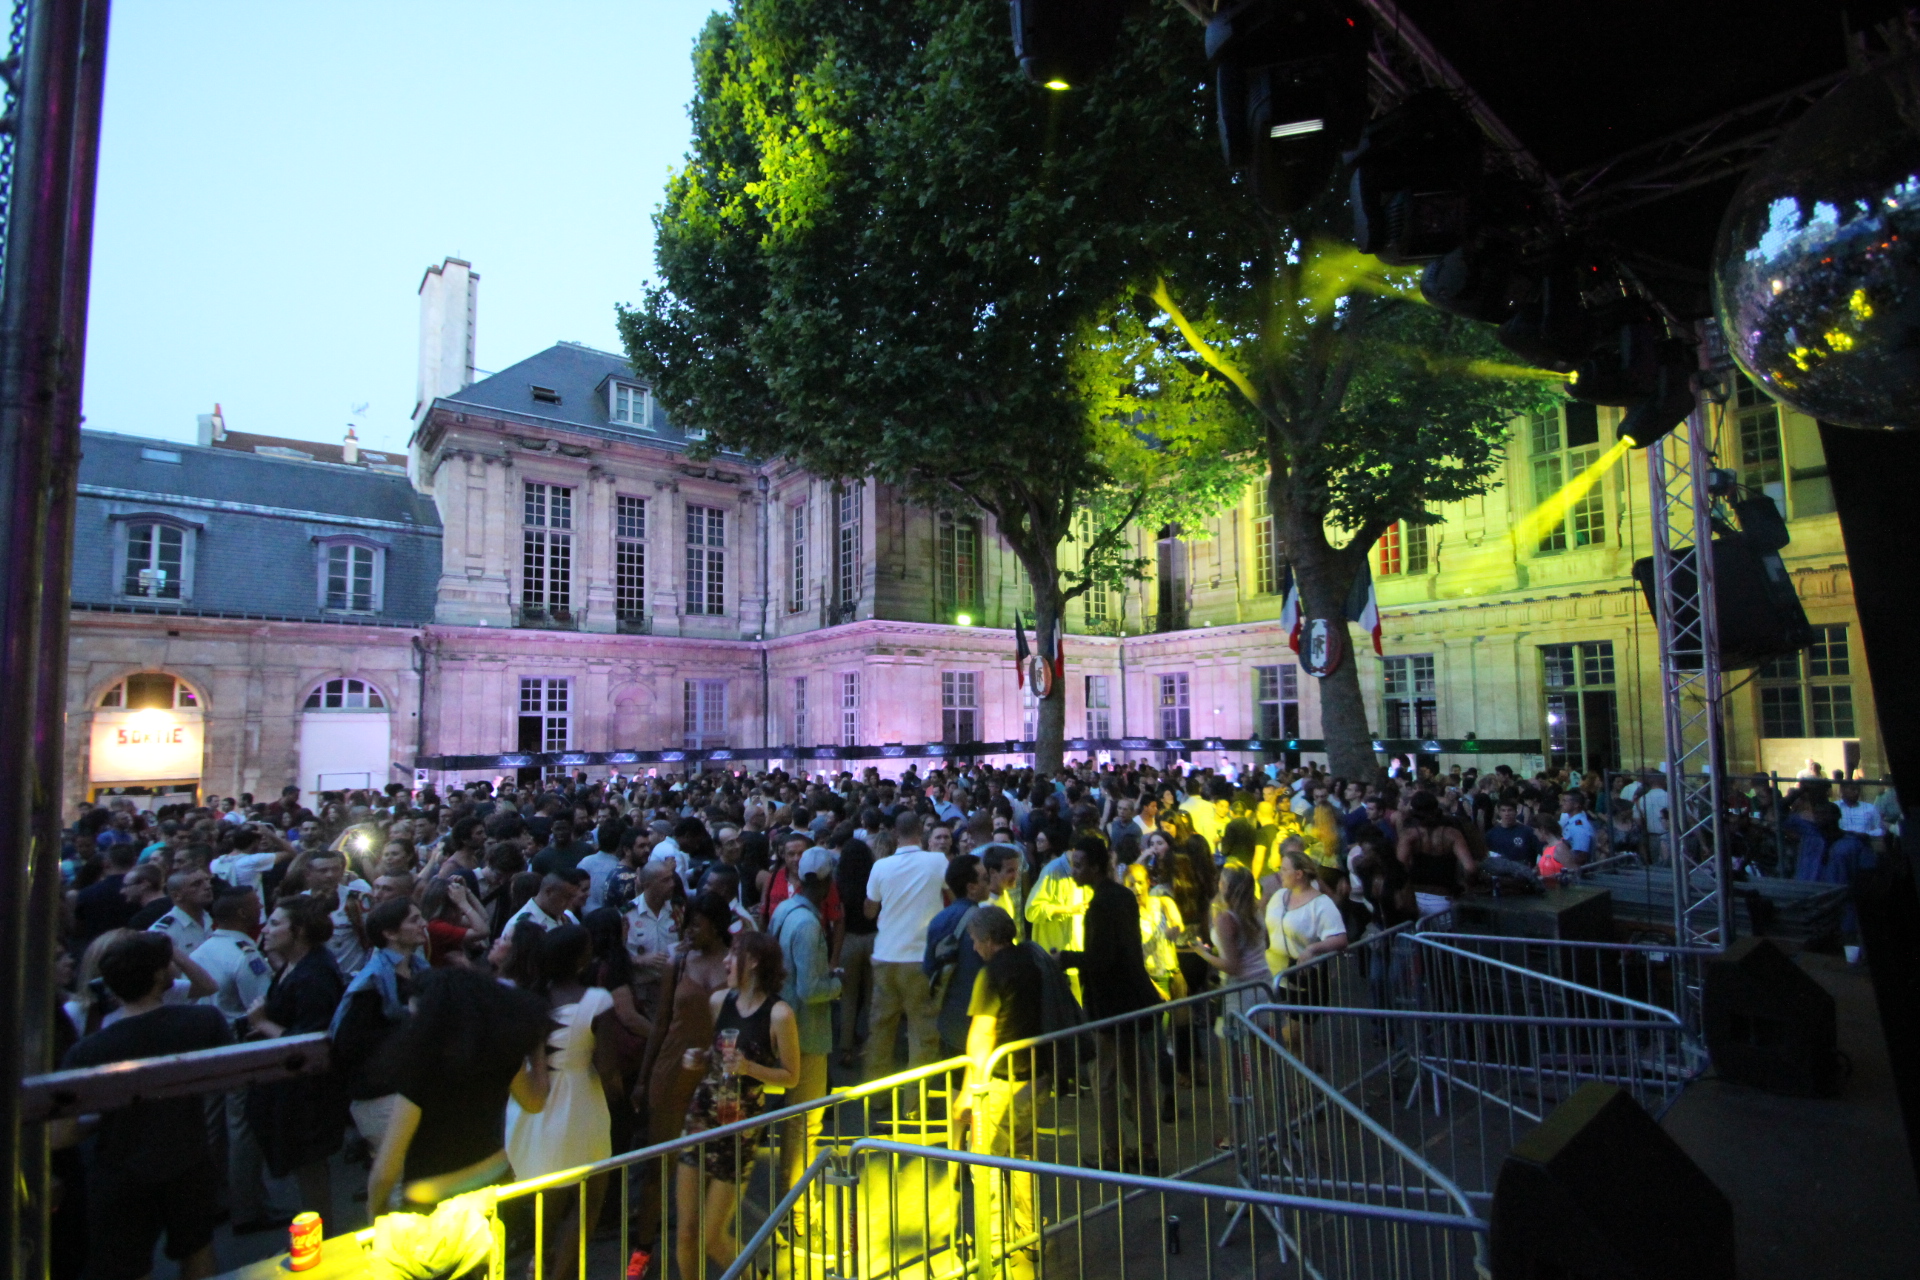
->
<box><xmin>621</xmin><ymin>0</ymin><xmax>1252</xmax><ymax>602</ymax></box>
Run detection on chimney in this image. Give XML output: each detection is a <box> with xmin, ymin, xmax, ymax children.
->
<box><xmin>413</xmin><ymin>257</ymin><xmax>479</xmax><ymax>431</ymax></box>
<box><xmin>342</xmin><ymin>425</ymin><xmax>360</xmax><ymax>464</ymax></box>
<box><xmin>195</xmin><ymin>403</ymin><xmax>228</xmax><ymax>446</ymax></box>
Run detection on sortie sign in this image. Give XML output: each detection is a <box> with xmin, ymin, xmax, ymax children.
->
<box><xmin>89</xmin><ymin>711</ymin><xmax>204</xmax><ymax>784</ymax></box>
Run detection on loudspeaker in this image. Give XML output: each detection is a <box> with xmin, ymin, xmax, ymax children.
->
<box><xmin>1490</xmin><ymin>1083</ymin><xmax>1735</xmax><ymax>1280</ymax></box>
<box><xmin>1453</xmin><ymin>884</ymin><xmax>1615</xmax><ymax>943</ymax></box>
<box><xmin>1631</xmin><ymin>532</ymin><xmax>1815</xmax><ymax>671</ymax></box>
<box><xmin>1703</xmin><ymin>936</ymin><xmax>1840</xmax><ymax>1097</ymax></box>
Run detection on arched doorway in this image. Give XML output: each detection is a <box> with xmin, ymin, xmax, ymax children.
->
<box><xmin>89</xmin><ymin>672</ymin><xmax>205</xmax><ymax>809</ymax></box>
<box><xmin>298</xmin><ymin>677</ymin><xmax>393</xmax><ymax>800</ymax></box>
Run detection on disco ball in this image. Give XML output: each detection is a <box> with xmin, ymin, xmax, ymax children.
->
<box><xmin>1713</xmin><ymin>57</ymin><xmax>1920</xmax><ymax>429</ymax></box>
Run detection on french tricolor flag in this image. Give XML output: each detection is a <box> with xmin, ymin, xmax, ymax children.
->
<box><xmin>1280</xmin><ymin>563</ymin><xmax>1303</xmax><ymax>654</ymax></box>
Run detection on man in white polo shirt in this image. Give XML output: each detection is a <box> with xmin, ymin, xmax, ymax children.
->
<box><xmin>505</xmin><ymin>870</ymin><xmax>588</xmax><ymax>934</ymax></box>
<box><xmin>189</xmin><ymin>890</ymin><xmax>284</xmax><ymax>1233</ymax></box>
<box><xmin>148</xmin><ymin>867</ymin><xmax>215</xmax><ymax>955</ymax></box>
<box><xmin>863</xmin><ymin>810</ymin><xmax>948</xmax><ymax>1085</ymax></box>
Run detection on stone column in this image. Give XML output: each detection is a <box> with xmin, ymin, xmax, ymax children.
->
<box><xmin>580</xmin><ymin>465</ymin><xmax>617</xmax><ymax>633</ymax></box>
<box><xmin>650</xmin><ymin>479</ymin><xmax>681</xmax><ymax>636</ymax></box>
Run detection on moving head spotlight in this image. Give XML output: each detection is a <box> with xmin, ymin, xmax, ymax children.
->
<box><xmin>1566</xmin><ymin>312</ymin><xmax>1699</xmax><ymax>448</ymax></box>
<box><xmin>1347</xmin><ymin>91</ymin><xmax>1484</xmax><ymax>265</ymax></box>
<box><xmin>1010</xmin><ymin>0</ymin><xmax>1130</xmax><ymax>90</ymax></box>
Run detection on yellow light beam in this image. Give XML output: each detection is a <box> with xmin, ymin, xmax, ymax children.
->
<box><xmin>1301</xmin><ymin>242</ymin><xmax>1426</xmax><ymax>316</ymax></box>
<box><xmin>1149</xmin><ymin>277</ymin><xmax>1260</xmax><ymax>408</ymax></box>
<box><xmin>1513</xmin><ymin>437</ymin><xmax>1630</xmax><ymax>551</ymax></box>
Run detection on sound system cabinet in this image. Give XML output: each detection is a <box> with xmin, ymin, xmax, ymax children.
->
<box><xmin>1490</xmin><ymin>1083</ymin><xmax>1735</xmax><ymax>1280</ymax></box>
<box><xmin>1702</xmin><ymin>936</ymin><xmax>1841</xmax><ymax>1097</ymax></box>
<box><xmin>1452</xmin><ymin>885</ymin><xmax>1615</xmax><ymax>943</ymax></box>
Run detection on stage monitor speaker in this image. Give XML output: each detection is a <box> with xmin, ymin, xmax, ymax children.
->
<box><xmin>1703</xmin><ymin>936</ymin><xmax>1840</xmax><ymax>1097</ymax></box>
<box><xmin>1490</xmin><ymin>1083</ymin><xmax>1734</xmax><ymax>1280</ymax></box>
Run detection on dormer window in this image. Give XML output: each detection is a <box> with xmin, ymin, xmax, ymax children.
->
<box><xmin>611</xmin><ymin>383</ymin><xmax>650</xmax><ymax>426</ymax></box>
<box><xmin>531</xmin><ymin>385</ymin><xmax>562</xmax><ymax>405</ymax></box>
<box><xmin>111</xmin><ymin>514</ymin><xmax>200</xmax><ymax>602</ymax></box>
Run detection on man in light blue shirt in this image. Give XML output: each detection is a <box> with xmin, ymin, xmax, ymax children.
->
<box><xmin>771</xmin><ymin>847</ymin><xmax>842</xmax><ymax>1196</ymax></box>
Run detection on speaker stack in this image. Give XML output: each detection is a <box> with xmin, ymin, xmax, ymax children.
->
<box><xmin>1702</xmin><ymin>936</ymin><xmax>1841</xmax><ymax>1097</ymax></box>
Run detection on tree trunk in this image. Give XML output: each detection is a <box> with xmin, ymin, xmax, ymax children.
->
<box><xmin>1275</xmin><ymin>483</ymin><xmax>1379</xmax><ymax>781</ymax></box>
<box><xmin>1017</xmin><ymin>542</ymin><xmax>1068</xmax><ymax>776</ymax></box>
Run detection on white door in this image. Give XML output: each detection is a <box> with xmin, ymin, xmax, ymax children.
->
<box><xmin>299</xmin><ymin>712</ymin><xmax>393</xmax><ymax>799</ymax></box>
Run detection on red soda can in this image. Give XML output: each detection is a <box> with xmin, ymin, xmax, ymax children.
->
<box><xmin>289</xmin><ymin>1211</ymin><xmax>323</xmax><ymax>1271</ymax></box>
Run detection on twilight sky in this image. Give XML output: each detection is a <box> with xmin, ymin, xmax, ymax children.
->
<box><xmin>83</xmin><ymin>0</ymin><xmax>720</xmax><ymax>454</ymax></box>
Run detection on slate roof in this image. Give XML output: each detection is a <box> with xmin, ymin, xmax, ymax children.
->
<box><xmin>432</xmin><ymin>342</ymin><xmax>727</xmax><ymax>452</ymax></box>
<box><xmin>72</xmin><ymin>430</ymin><xmax>441</xmax><ymax>626</ymax></box>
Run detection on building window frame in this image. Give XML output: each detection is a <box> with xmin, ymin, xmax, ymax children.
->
<box><xmin>791</xmin><ymin>675</ymin><xmax>808</xmax><ymax>747</ymax></box>
<box><xmin>787</xmin><ymin>500</ymin><xmax>808</xmax><ymax>614</ymax></box>
<box><xmin>683</xmin><ymin>678</ymin><xmax>728</xmax><ymax>750</ymax></box>
<box><xmin>839</xmin><ymin>671</ymin><xmax>860</xmax><ymax>747</ymax></box>
<box><xmin>1158</xmin><ymin>672</ymin><xmax>1192</xmax><ymax>739</ymax></box>
<box><xmin>1528</xmin><ymin>404</ymin><xmax>1609</xmax><ymax>555</ymax></box>
<box><xmin>835</xmin><ymin>484</ymin><xmax>863</xmax><ymax>615</ymax></box>
<box><xmin>685</xmin><ymin>503</ymin><xmax>727</xmax><ymax>616</ymax></box>
<box><xmin>1254</xmin><ymin>664</ymin><xmax>1299</xmax><ymax>740</ymax></box>
<box><xmin>615</xmin><ymin>495</ymin><xmax>647</xmax><ymax>625</ymax></box>
<box><xmin>111</xmin><ymin>513</ymin><xmax>199</xmax><ymax>602</ymax></box>
<box><xmin>302</xmin><ymin>677</ymin><xmax>388</xmax><ymax>711</ymax></box>
<box><xmin>936</xmin><ymin>513</ymin><xmax>980</xmax><ymax>617</ymax></box>
<box><xmin>97</xmin><ymin>672</ymin><xmax>200</xmax><ymax>710</ymax></box>
<box><xmin>521</xmin><ymin>481</ymin><xmax>574</xmax><ymax>619</ymax></box>
<box><xmin>1252</xmin><ymin>515</ymin><xmax>1279</xmax><ymax>595</ymax></box>
<box><xmin>1382</xmin><ymin>654</ymin><xmax>1438</xmax><ymax>739</ymax></box>
<box><xmin>314</xmin><ymin>536</ymin><xmax>386</xmax><ymax>614</ymax></box>
<box><xmin>610</xmin><ymin>382</ymin><xmax>651</xmax><ymax>427</ymax></box>
<box><xmin>1540</xmin><ymin>641</ymin><xmax>1621</xmax><ymax>773</ymax></box>
<box><xmin>941</xmin><ymin>671</ymin><xmax>980</xmax><ymax>744</ymax></box>
<box><xmin>518</xmin><ymin>677</ymin><xmax>572</xmax><ymax>753</ymax></box>
<box><xmin>1085</xmin><ymin>673</ymin><xmax>1113</xmax><ymax>739</ymax></box>
<box><xmin>1758</xmin><ymin>624</ymin><xmax>1856</xmax><ymax>739</ymax></box>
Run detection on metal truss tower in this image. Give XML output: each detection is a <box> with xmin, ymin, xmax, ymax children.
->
<box><xmin>1646</xmin><ymin>334</ymin><xmax>1732</xmax><ymax>950</ymax></box>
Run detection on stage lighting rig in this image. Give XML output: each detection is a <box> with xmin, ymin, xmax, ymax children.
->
<box><xmin>1563</xmin><ymin>311</ymin><xmax>1699</xmax><ymax>448</ymax></box>
<box><xmin>1010</xmin><ymin>0</ymin><xmax>1130</xmax><ymax>90</ymax></box>
<box><xmin>1206</xmin><ymin>0</ymin><xmax>1370</xmax><ymax>215</ymax></box>
<box><xmin>1346</xmin><ymin>90</ymin><xmax>1485</xmax><ymax>265</ymax></box>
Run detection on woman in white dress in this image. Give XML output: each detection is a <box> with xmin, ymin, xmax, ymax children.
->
<box><xmin>1264</xmin><ymin>850</ymin><xmax>1349</xmax><ymax>1015</ymax></box>
<box><xmin>506</xmin><ymin>924</ymin><xmax>616</xmax><ymax>1280</ymax></box>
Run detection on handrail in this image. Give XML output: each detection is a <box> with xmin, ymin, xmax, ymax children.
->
<box><xmin>1414</xmin><ymin>930</ymin><xmax>1722</xmax><ymax>958</ymax></box>
<box><xmin>1229</xmin><ymin>1009</ymin><xmax>1481</xmax><ymax>1225</ymax></box>
<box><xmin>20</xmin><ymin>1031</ymin><xmax>331</xmax><ymax>1122</ymax></box>
<box><xmin>974</xmin><ymin>920</ymin><xmax>1413</xmax><ymax>1084</ymax></box>
<box><xmin>1407</xmin><ymin>934</ymin><xmax>1686</xmax><ymax>1026</ymax></box>
<box><xmin>714</xmin><ymin>1137</ymin><xmax>1489</xmax><ymax>1280</ymax></box>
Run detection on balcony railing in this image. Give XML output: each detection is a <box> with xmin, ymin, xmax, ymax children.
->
<box><xmin>513</xmin><ymin>604</ymin><xmax>578</xmax><ymax>631</ymax></box>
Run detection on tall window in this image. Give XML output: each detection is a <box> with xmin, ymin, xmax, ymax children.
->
<box><xmin>1085</xmin><ymin>674</ymin><xmax>1113</xmax><ymax>739</ymax></box>
<box><xmin>322</xmin><ymin>542</ymin><xmax>380</xmax><ymax>612</ymax></box>
<box><xmin>123</xmin><ymin>521</ymin><xmax>186</xmax><ymax>598</ymax></box>
<box><xmin>1758</xmin><ymin>625</ymin><xmax>1855</xmax><ymax>738</ymax></box>
<box><xmin>1158</xmin><ymin>673</ymin><xmax>1192</xmax><ymax>739</ymax></box>
<box><xmin>937</xmin><ymin>515</ymin><xmax>979</xmax><ymax>615</ymax></box>
<box><xmin>1540</xmin><ymin>642</ymin><xmax>1620</xmax><ymax>773</ymax></box>
<box><xmin>522</xmin><ymin>482</ymin><xmax>573</xmax><ymax>616</ymax></box>
<box><xmin>683</xmin><ymin>679</ymin><xmax>728</xmax><ymax>750</ymax></box>
<box><xmin>787</xmin><ymin>501</ymin><xmax>808</xmax><ymax>614</ymax></box>
<box><xmin>791</xmin><ymin>676</ymin><xmax>808</xmax><ymax>747</ymax></box>
<box><xmin>611</xmin><ymin>383</ymin><xmax>649</xmax><ymax>425</ymax></box>
<box><xmin>615</xmin><ymin>496</ymin><xmax>647</xmax><ymax>624</ymax></box>
<box><xmin>836</xmin><ymin>485</ymin><xmax>862</xmax><ymax>612</ymax></box>
<box><xmin>685</xmin><ymin>504</ymin><xmax>726</xmax><ymax>615</ymax></box>
<box><xmin>1255</xmin><ymin>665</ymin><xmax>1299</xmax><ymax>740</ymax></box>
<box><xmin>1376</xmin><ymin>523</ymin><xmax>1402</xmax><ymax>576</ymax></box>
<box><xmin>1405</xmin><ymin>524</ymin><xmax>1429</xmax><ymax>575</ymax></box>
<box><xmin>1529</xmin><ymin>404</ymin><xmax>1607</xmax><ymax>554</ymax></box>
<box><xmin>1155</xmin><ymin>526</ymin><xmax>1188</xmax><ymax>632</ymax></box>
<box><xmin>1083</xmin><ymin>582</ymin><xmax>1110</xmax><ymax>629</ymax></box>
<box><xmin>1734</xmin><ymin>374</ymin><xmax>1784</xmax><ymax>495</ymax></box>
<box><xmin>1021</xmin><ymin>686</ymin><xmax>1038</xmax><ymax>743</ymax></box>
<box><xmin>518</xmin><ymin>677</ymin><xmax>571</xmax><ymax>753</ymax></box>
<box><xmin>1253</xmin><ymin>515</ymin><xmax>1279</xmax><ymax>594</ymax></box>
<box><xmin>942</xmin><ymin>671</ymin><xmax>980</xmax><ymax>743</ymax></box>
<box><xmin>1382</xmin><ymin>655</ymin><xmax>1438</xmax><ymax>739</ymax></box>
<box><xmin>839</xmin><ymin>672</ymin><xmax>860</xmax><ymax>747</ymax></box>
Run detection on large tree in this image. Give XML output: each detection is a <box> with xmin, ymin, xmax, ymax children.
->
<box><xmin>623</xmin><ymin>0</ymin><xmax>1250</xmax><ymax>770</ymax></box>
<box><xmin>1150</xmin><ymin>229</ymin><xmax>1560</xmax><ymax>777</ymax></box>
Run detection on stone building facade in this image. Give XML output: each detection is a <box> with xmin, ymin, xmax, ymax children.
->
<box><xmin>63</xmin><ymin>259</ymin><xmax>1883</xmax><ymax>808</ymax></box>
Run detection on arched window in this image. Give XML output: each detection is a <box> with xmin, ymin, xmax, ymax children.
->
<box><xmin>97</xmin><ymin>673</ymin><xmax>199</xmax><ymax>710</ymax></box>
<box><xmin>303</xmin><ymin>678</ymin><xmax>387</xmax><ymax>710</ymax></box>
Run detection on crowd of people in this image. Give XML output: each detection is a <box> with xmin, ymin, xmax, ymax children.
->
<box><xmin>50</xmin><ymin>754</ymin><xmax>1904</xmax><ymax>1280</ymax></box>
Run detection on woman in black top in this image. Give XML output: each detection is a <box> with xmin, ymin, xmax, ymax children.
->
<box><xmin>674</xmin><ymin>930</ymin><xmax>799</xmax><ymax>1280</ymax></box>
<box><xmin>246</xmin><ymin>894</ymin><xmax>350</xmax><ymax>1218</ymax></box>
<box><xmin>364</xmin><ymin>967</ymin><xmax>551</xmax><ymax>1214</ymax></box>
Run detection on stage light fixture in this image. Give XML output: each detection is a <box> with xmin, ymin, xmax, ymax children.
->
<box><xmin>1206</xmin><ymin>0</ymin><xmax>1370</xmax><ymax>215</ymax></box>
<box><xmin>1347</xmin><ymin>90</ymin><xmax>1484</xmax><ymax>265</ymax></box>
<box><xmin>1496</xmin><ymin>245</ymin><xmax>1605</xmax><ymax>369</ymax></box>
<box><xmin>1010</xmin><ymin>0</ymin><xmax>1129</xmax><ymax>91</ymax></box>
<box><xmin>1418</xmin><ymin>234</ymin><xmax>1530</xmax><ymax>323</ymax></box>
